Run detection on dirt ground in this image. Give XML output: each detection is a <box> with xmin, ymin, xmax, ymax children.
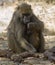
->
<box><xmin>0</xmin><ymin>35</ymin><xmax>55</xmax><ymax>65</ymax></box>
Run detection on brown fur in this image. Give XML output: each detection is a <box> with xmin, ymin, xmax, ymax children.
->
<box><xmin>7</xmin><ymin>3</ymin><xmax>45</xmax><ymax>53</ymax></box>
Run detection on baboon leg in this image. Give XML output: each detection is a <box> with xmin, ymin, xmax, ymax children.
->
<box><xmin>38</xmin><ymin>32</ymin><xmax>45</xmax><ymax>53</ymax></box>
<box><xmin>7</xmin><ymin>31</ymin><xmax>24</xmax><ymax>53</ymax></box>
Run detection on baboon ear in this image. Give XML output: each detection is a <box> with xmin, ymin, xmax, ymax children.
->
<box><xmin>29</xmin><ymin>5</ymin><xmax>31</xmax><ymax>8</ymax></box>
<box><xmin>16</xmin><ymin>4</ymin><xmax>20</xmax><ymax>10</ymax></box>
<box><xmin>17</xmin><ymin>6</ymin><xmax>20</xmax><ymax>10</ymax></box>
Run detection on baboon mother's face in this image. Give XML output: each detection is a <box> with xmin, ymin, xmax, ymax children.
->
<box><xmin>18</xmin><ymin>3</ymin><xmax>32</xmax><ymax>24</ymax></box>
<box><xmin>22</xmin><ymin>13</ymin><xmax>32</xmax><ymax>24</ymax></box>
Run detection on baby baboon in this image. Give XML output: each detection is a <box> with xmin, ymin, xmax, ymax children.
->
<box><xmin>27</xmin><ymin>18</ymin><xmax>45</xmax><ymax>52</ymax></box>
<box><xmin>7</xmin><ymin>3</ymin><xmax>45</xmax><ymax>53</ymax></box>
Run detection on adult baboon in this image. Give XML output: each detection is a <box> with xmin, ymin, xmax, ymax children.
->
<box><xmin>7</xmin><ymin>3</ymin><xmax>45</xmax><ymax>53</ymax></box>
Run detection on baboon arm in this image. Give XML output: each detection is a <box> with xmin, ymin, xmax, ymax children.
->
<box><xmin>14</xmin><ymin>25</ymin><xmax>36</xmax><ymax>53</ymax></box>
<box><xmin>19</xmin><ymin>38</ymin><xmax>36</xmax><ymax>53</ymax></box>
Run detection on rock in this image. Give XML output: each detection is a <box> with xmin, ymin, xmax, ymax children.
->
<box><xmin>11</xmin><ymin>52</ymin><xmax>37</xmax><ymax>62</ymax></box>
<box><xmin>44</xmin><ymin>36</ymin><xmax>55</xmax><ymax>49</ymax></box>
<box><xmin>21</xmin><ymin>57</ymin><xmax>52</xmax><ymax>65</ymax></box>
<box><xmin>0</xmin><ymin>60</ymin><xmax>17</xmax><ymax>65</ymax></box>
<box><xmin>0</xmin><ymin>57</ymin><xmax>18</xmax><ymax>65</ymax></box>
<box><xmin>11</xmin><ymin>54</ymin><xmax>23</xmax><ymax>62</ymax></box>
<box><xmin>0</xmin><ymin>49</ymin><xmax>13</xmax><ymax>58</ymax></box>
<box><xmin>49</xmin><ymin>46</ymin><xmax>55</xmax><ymax>52</ymax></box>
<box><xmin>44</xmin><ymin>46</ymin><xmax>55</xmax><ymax>62</ymax></box>
<box><xmin>11</xmin><ymin>52</ymin><xmax>44</xmax><ymax>63</ymax></box>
